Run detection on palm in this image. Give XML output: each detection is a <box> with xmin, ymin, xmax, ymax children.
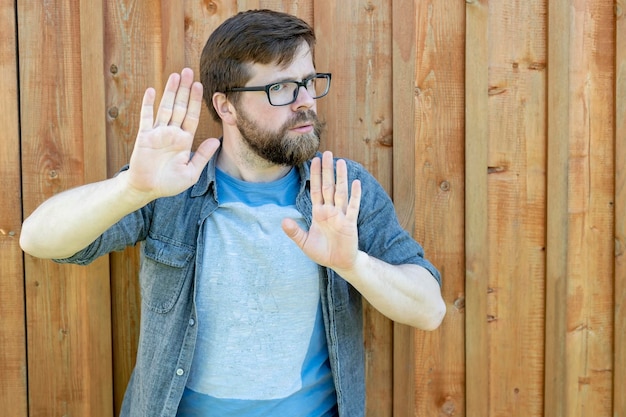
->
<box><xmin>131</xmin><ymin>126</ymin><xmax>198</xmax><ymax>196</ymax></box>
<box><xmin>282</xmin><ymin>152</ymin><xmax>362</xmax><ymax>271</ymax></box>
<box><xmin>126</xmin><ymin>69</ymin><xmax>220</xmax><ymax>199</ymax></box>
<box><xmin>304</xmin><ymin>202</ymin><xmax>359</xmax><ymax>269</ymax></box>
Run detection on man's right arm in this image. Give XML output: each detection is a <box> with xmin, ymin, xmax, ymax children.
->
<box><xmin>20</xmin><ymin>68</ymin><xmax>220</xmax><ymax>260</ymax></box>
<box><xmin>20</xmin><ymin>172</ymin><xmax>153</xmax><ymax>259</ymax></box>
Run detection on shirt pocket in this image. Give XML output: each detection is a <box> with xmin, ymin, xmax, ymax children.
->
<box><xmin>140</xmin><ymin>234</ymin><xmax>195</xmax><ymax>313</ymax></box>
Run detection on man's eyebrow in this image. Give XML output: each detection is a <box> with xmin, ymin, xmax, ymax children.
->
<box><xmin>268</xmin><ymin>72</ymin><xmax>317</xmax><ymax>84</ymax></box>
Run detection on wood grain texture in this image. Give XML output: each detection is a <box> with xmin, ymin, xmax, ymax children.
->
<box><xmin>392</xmin><ymin>0</ymin><xmax>466</xmax><ymax>416</ymax></box>
<box><xmin>544</xmin><ymin>1</ymin><xmax>571</xmax><ymax>416</ymax></box>
<box><xmin>486</xmin><ymin>1</ymin><xmax>547</xmax><ymax>416</ymax></box>
<box><xmin>564</xmin><ymin>2</ymin><xmax>615</xmax><ymax>416</ymax></box>
<box><xmin>391</xmin><ymin>1</ymin><xmax>418</xmax><ymax>413</ymax></box>
<box><xmin>0</xmin><ymin>1</ymin><xmax>28</xmax><ymax>416</ymax></box>
<box><xmin>19</xmin><ymin>0</ymin><xmax>114</xmax><ymax>414</ymax></box>
<box><xmin>615</xmin><ymin>2</ymin><xmax>626</xmax><ymax>416</ymax></box>
<box><xmin>464</xmin><ymin>1</ymin><xmax>490</xmax><ymax>416</ymax></box>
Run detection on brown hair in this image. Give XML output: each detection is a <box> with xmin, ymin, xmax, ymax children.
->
<box><xmin>199</xmin><ymin>9</ymin><xmax>316</xmax><ymax>121</ymax></box>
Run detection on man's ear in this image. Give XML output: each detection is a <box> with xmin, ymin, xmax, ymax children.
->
<box><xmin>213</xmin><ymin>92</ymin><xmax>237</xmax><ymax>125</ymax></box>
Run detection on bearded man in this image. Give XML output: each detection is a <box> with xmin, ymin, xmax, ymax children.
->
<box><xmin>20</xmin><ymin>9</ymin><xmax>445</xmax><ymax>417</ymax></box>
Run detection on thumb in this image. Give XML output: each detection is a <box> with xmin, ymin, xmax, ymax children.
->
<box><xmin>189</xmin><ymin>138</ymin><xmax>221</xmax><ymax>173</ymax></box>
<box><xmin>281</xmin><ymin>218</ymin><xmax>308</xmax><ymax>249</ymax></box>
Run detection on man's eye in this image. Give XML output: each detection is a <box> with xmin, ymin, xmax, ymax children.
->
<box><xmin>269</xmin><ymin>83</ymin><xmax>285</xmax><ymax>92</ymax></box>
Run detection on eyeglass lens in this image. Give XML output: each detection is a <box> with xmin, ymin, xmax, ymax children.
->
<box><xmin>269</xmin><ymin>75</ymin><xmax>330</xmax><ymax>105</ymax></box>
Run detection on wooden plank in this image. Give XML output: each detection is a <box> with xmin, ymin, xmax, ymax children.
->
<box><xmin>464</xmin><ymin>1</ymin><xmax>490</xmax><ymax>416</ymax></box>
<box><xmin>313</xmin><ymin>3</ymin><xmax>395</xmax><ymax>416</ymax></box>
<box><xmin>0</xmin><ymin>1</ymin><xmax>28</xmax><ymax>415</ymax></box>
<box><xmin>102</xmin><ymin>0</ymin><xmax>162</xmax><ymax>413</ymax></box>
<box><xmin>615</xmin><ymin>1</ymin><xmax>626</xmax><ymax>415</ymax></box>
<box><xmin>486</xmin><ymin>2</ymin><xmax>547</xmax><ymax>416</ymax></box>
<box><xmin>390</xmin><ymin>6</ymin><xmax>417</xmax><ymax>416</ymax></box>
<box><xmin>564</xmin><ymin>2</ymin><xmax>615</xmax><ymax>416</ymax></box>
<box><xmin>160</xmin><ymin>0</ymin><xmax>185</xmax><ymax>80</ymax></box>
<box><xmin>544</xmin><ymin>1</ymin><xmax>571</xmax><ymax>416</ymax></box>
<box><xmin>78</xmin><ymin>0</ymin><xmax>115</xmax><ymax>414</ymax></box>
<box><xmin>19</xmin><ymin>0</ymin><xmax>113</xmax><ymax>416</ymax></box>
<box><xmin>392</xmin><ymin>0</ymin><xmax>466</xmax><ymax>416</ymax></box>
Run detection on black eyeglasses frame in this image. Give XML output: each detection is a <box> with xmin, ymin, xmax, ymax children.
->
<box><xmin>224</xmin><ymin>73</ymin><xmax>332</xmax><ymax>106</ymax></box>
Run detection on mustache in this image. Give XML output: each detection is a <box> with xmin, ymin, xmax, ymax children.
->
<box><xmin>287</xmin><ymin>110</ymin><xmax>321</xmax><ymax>128</ymax></box>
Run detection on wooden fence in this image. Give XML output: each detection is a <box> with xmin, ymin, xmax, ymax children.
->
<box><xmin>1</xmin><ymin>0</ymin><xmax>624</xmax><ymax>416</ymax></box>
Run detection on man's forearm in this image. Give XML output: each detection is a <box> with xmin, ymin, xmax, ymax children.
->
<box><xmin>20</xmin><ymin>171</ymin><xmax>152</xmax><ymax>259</ymax></box>
<box><xmin>333</xmin><ymin>251</ymin><xmax>446</xmax><ymax>330</ymax></box>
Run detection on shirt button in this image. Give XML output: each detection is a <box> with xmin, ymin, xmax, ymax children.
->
<box><xmin>189</xmin><ymin>318</ymin><xmax>195</xmax><ymax>326</ymax></box>
<box><xmin>176</xmin><ymin>368</ymin><xmax>184</xmax><ymax>376</ymax></box>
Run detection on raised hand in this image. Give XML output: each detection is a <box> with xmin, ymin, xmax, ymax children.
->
<box><xmin>282</xmin><ymin>151</ymin><xmax>362</xmax><ymax>271</ymax></box>
<box><xmin>126</xmin><ymin>68</ymin><xmax>220</xmax><ymax>200</ymax></box>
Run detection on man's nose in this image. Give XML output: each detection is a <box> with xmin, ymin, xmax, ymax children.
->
<box><xmin>292</xmin><ymin>85</ymin><xmax>315</xmax><ymax>109</ymax></box>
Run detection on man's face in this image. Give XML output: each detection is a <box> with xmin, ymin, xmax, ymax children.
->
<box><xmin>233</xmin><ymin>42</ymin><xmax>325</xmax><ymax>166</ymax></box>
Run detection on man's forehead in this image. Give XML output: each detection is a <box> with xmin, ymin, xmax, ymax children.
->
<box><xmin>246</xmin><ymin>43</ymin><xmax>315</xmax><ymax>83</ymax></box>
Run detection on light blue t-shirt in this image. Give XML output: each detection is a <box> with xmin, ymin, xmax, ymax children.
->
<box><xmin>177</xmin><ymin>167</ymin><xmax>337</xmax><ymax>417</ymax></box>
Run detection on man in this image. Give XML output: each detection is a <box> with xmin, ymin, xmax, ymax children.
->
<box><xmin>20</xmin><ymin>9</ymin><xmax>445</xmax><ymax>417</ymax></box>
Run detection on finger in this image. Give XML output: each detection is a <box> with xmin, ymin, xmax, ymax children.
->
<box><xmin>309</xmin><ymin>156</ymin><xmax>323</xmax><ymax>205</ymax></box>
<box><xmin>281</xmin><ymin>218</ymin><xmax>308</xmax><ymax>250</ymax></box>
<box><xmin>334</xmin><ymin>159</ymin><xmax>349</xmax><ymax>212</ymax></box>
<box><xmin>188</xmin><ymin>138</ymin><xmax>221</xmax><ymax>177</ymax></box>
<box><xmin>346</xmin><ymin>179</ymin><xmax>362</xmax><ymax>223</ymax></box>
<box><xmin>154</xmin><ymin>72</ymin><xmax>181</xmax><ymax>126</ymax></box>
<box><xmin>170</xmin><ymin>68</ymin><xmax>195</xmax><ymax>127</ymax></box>
<box><xmin>321</xmin><ymin>151</ymin><xmax>335</xmax><ymax>205</ymax></box>
<box><xmin>138</xmin><ymin>88</ymin><xmax>156</xmax><ymax>133</ymax></box>
<box><xmin>180</xmin><ymin>81</ymin><xmax>204</xmax><ymax>134</ymax></box>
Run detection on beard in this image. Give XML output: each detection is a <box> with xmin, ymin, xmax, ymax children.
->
<box><xmin>235</xmin><ymin>107</ymin><xmax>325</xmax><ymax>166</ymax></box>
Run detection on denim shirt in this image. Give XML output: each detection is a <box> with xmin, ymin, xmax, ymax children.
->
<box><xmin>57</xmin><ymin>150</ymin><xmax>441</xmax><ymax>417</ymax></box>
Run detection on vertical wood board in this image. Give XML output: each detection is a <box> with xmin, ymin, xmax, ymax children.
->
<box><xmin>615</xmin><ymin>1</ymin><xmax>626</xmax><ymax>416</ymax></box>
<box><xmin>0</xmin><ymin>0</ymin><xmax>28</xmax><ymax>415</ymax></box>
<box><xmin>464</xmin><ymin>1</ymin><xmax>490</xmax><ymax>416</ymax></box>
<box><xmin>486</xmin><ymin>1</ymin><xmax>547</xmax><ymax>415</ymax></box>
<box><xmin>19</xmin><ymin>0</ymin><xmax>113</xmax><ymax>416</ymax></box>
<box><xmin>544</xmin><ymin>1</ymin><xmax>571</xmax><ymax>416</ymax></box>
<box><xmin>565</xmin><ymin>2</ymin><xmax>615</xmax><ymax>416</ymax></box>
<box><xmin>391</xmin><ymin>2</ymin><xmax>419</xmax><ymax>415</ymax></box>
<box><xmin>393</xmin><ymin>0</ymin><xmax>467</xmax><ymax>416</ymax></box>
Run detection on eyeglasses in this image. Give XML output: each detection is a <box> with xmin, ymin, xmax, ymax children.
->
<box><xmin>225</xmin><ymin>73</ymin><xmax>332</xmax><ymax>106</ymax></box>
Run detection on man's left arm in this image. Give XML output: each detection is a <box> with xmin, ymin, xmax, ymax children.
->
<box><xmin>282</xmin><ymin>151</ymin><xmax>446</xmax><ymax>331</ymax></box>
<box><xmin>332</xmin><ymin>251</ymin><xmax>445</xmax><ymax>330</ymax></box>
